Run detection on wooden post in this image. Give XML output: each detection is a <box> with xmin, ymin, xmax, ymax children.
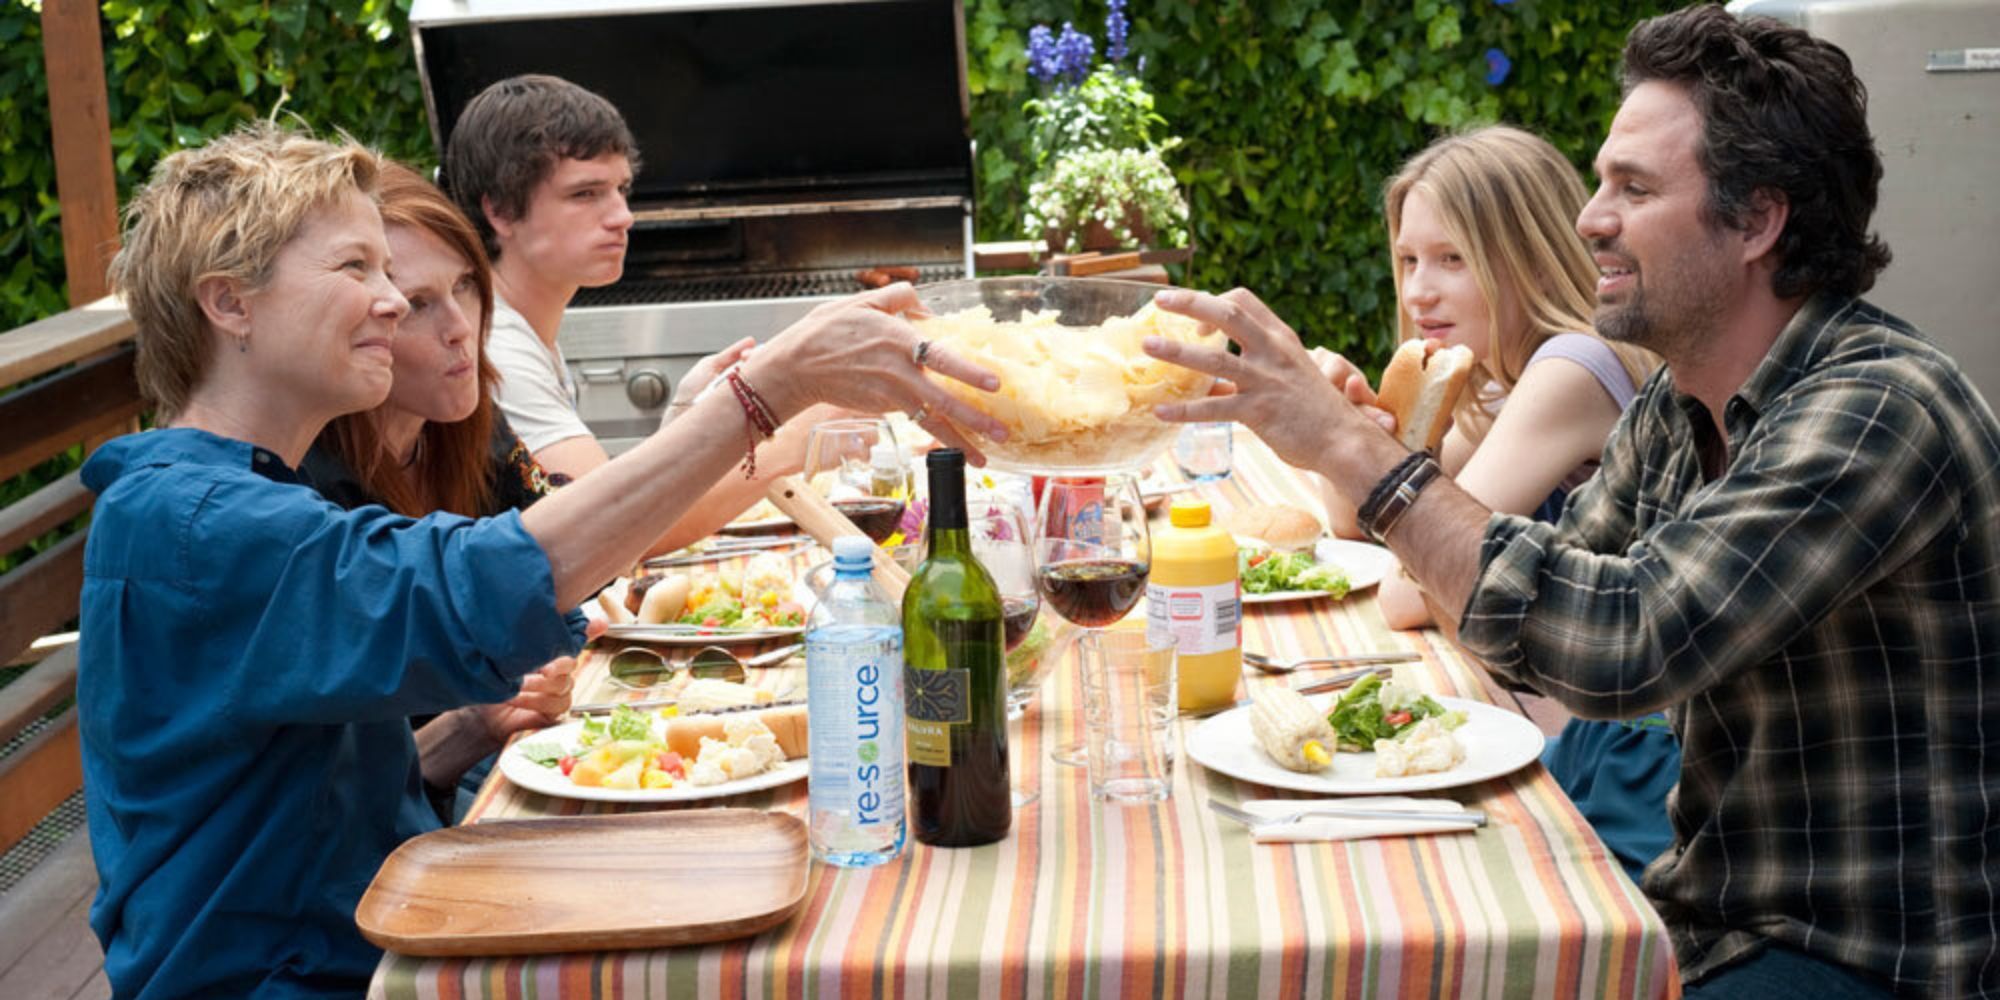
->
<box><xmin>42</xmin><ymin>0</ymin><xmax>120</xmax><ymax>307</ymax></box>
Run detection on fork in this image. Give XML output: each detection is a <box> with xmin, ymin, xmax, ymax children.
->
<box><xmin>1208</xmin><ymin>798</ymin><xmax>1486</xmax><ymax>829</ymax></box>
<box><xmin>1243</xmin><ymin>650</ymin><xmax>1420</xmax><ymax>674</ymax></box>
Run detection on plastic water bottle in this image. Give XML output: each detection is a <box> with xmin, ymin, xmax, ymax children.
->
<box><xmin>806</xmin><ymin>536</ymin><xmax>907</xmax><ymax>866</ymax></box>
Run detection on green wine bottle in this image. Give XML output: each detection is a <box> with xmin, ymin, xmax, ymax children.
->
<box><xmin>902</xmin><ymin>448</ymin><xmax>1011</xmax><ymax>846</ymax></box>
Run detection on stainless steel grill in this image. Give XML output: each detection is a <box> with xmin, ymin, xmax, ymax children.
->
<box><xmin>410</xmin><ymin>0</ymin><xmax>975</xmax><ymax>451</ymax></box>
<box><xmin>573</xmin><ymin>265</ymin><xmax>969</xmax><ymax>308</ymax></box>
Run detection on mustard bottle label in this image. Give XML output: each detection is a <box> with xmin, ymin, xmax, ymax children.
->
<box><xmin>1143</xmin><ymin>580</ymin><xmax>1241</xmax><ymax>656</ymax></box>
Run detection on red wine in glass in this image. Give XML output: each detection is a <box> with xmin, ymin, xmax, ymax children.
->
<box><xmin>832</xmin><ymin>497</ymin><xmax>906</xmax><ymax>543</ymax></box>
<box><xmin>1037</xmin><ymin>557</ymin><xmax>1147</xmax><ymax>628</ymax></box>
<box><xmin>1001</xmin><ymin>595</ymin><xmax>1039</xmax><ymax>651</ymax></box>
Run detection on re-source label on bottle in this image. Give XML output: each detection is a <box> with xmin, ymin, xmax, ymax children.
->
<box><xmin>904</xmin><ymin>667</ymin><xmax>969</xmax><ymax>766</ymax></box>
<box><xmin>1146</xmin><ymin>580</ymin><xmax>1241</xmax><ymax>656</ymax></box>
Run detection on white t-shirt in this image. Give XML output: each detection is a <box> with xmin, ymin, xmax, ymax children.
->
<box><xmin>487</xmin><ymin>297</ymin><xmax>594</xmax><ymax>454</ymax></box>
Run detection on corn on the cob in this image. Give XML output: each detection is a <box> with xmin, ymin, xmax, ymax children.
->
<box><xmin>1249</xmin><ymin>686</ymin><xmax>1337</xmax><ymax>772</ymax></box>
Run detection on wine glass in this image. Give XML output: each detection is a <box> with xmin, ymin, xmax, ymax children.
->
<box><xmin>803</xmin><ymin>418</ymin><xmax>911</xmax><ymax>544</ymax></box>
<box><xmin>969</xmin><ymin>499</ymin><xmax>1046</xmax><ymax>807</ymax></box>
<box><xmin>1032</xmin><ymin>475</ymin><xmax>1152</xmax><ymax>766</ymax></box>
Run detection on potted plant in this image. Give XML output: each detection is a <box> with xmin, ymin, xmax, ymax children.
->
<box><xmin>1018</xmin><ymin>4</ymin><xmax>1189</xmax><ymax>255</ymax></box>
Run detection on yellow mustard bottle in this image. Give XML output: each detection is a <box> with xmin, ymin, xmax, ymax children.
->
<box><xmin>1146</xmin><ymin>498</ymin><xmax>1242</xmax><ymax>712</ymax></box>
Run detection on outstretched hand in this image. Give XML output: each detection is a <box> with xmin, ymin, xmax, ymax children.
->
<box><xmin>746</xmin><ymin>283</ymin><xmax>1009</xmax><ymax>463</ymax></box>
<box><xmin>1143</xmin><ymin>287</ymin><xmax>1387</xmax><ymax>469</ymax></box>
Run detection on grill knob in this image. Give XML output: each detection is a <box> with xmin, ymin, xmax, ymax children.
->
<box><xmin>626</xmin><ymin>369</ymin><xmax>668</xmax><ymax>410</ymax></box>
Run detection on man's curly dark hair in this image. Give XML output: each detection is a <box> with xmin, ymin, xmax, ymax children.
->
<box><xmin>1623</xmin><ymin>4</ymin><xmax>1892</xmax><ymax>300</ymax></box>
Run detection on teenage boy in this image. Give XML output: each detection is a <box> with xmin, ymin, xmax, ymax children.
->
<box><xmin>445</xmin><ymin>74</ymin><xmax>818</xmax><ymax>548</ymax></box>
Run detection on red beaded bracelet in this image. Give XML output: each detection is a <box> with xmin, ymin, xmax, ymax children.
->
<box><xmin>724</xmin><ymin>367</ymin><xmax>780</xmax><ymax>477</ymax></box>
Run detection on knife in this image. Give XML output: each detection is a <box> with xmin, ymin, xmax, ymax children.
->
<box><xmin>1185</xmin><ymin>667</ymin><xmax>1385</xmax><ymax>718</ymax></box>
<box><xmin>568</xmin><ymin>696</ymin><xmax>805</xmax><ymax>719</ymax></box>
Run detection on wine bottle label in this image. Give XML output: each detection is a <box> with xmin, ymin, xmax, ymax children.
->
<box><xmin>1145</xmin><ymin>580</ymin><xmax>1241</xmax><ymax>656</ymax></box>
<box><xmin>904</xmin><ymin>666</ymin><xmax>969</xmax><ymax>766</ymax></box>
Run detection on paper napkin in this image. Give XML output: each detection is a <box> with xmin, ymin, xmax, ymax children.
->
<box><xmin>1242</xmin><ymin>796</ymin><xmax>1479</xmax><ymax>843</ymax></box>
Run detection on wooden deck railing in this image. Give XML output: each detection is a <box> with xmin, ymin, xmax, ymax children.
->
<box><xmin>0</xmin><ymin>300</ymin><xmax>137</xmax><ymax>854</ymax></box>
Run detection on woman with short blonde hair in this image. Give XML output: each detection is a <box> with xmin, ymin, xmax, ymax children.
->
<box><xmin>81</xmin><ymin>122</ymin><xmax>1004</xmax><ymax>998</ymax></box>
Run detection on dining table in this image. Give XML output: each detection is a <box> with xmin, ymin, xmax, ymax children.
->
<box><xmin>366</xmin><ymin>428</ymin><xmax>1681</xmax><ymax>999</ymax></box>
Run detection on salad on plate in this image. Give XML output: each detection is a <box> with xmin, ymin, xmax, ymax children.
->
<box><xmin>1239</xmin><ymin>545</ymin><xmax>1351</xmax><ymax>598</ymax></box>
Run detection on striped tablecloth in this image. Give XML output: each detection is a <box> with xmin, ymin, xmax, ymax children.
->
<box><xmin>369</xmin><ymin>430</ymin><xmax>1679</xmax><ymax>999</ymax></box>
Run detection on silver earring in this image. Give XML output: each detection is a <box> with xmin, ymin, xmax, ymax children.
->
<box><xmin>236</xmin><ymin>335</ymin><xmax>249</xmax><ymax>354</ymax></box>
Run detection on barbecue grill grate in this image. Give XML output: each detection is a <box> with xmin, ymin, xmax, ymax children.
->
<box><xmin>574</xmin><ymin>265</ymin><xmax>967</xmax><ymax>307</ymax></box>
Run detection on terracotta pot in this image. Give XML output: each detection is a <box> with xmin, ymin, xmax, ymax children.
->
<box><xmin>1046</xmin><ymin>205</ymin><xmax>1156</xmax><ymax>254</ymax></box>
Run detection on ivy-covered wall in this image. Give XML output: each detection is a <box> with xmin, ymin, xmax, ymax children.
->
<box><xmin>4</xmin><ymin>0</ymin><xmax>1678</xmax><ymax>359</ymax></box>
<box><xmin>969</xmin><ymin>0</ymin><xmax>1680</xmax><ymax>362</ymax></box>
<box><xmin>0</xmin><ymin>0</ymin><xmax>430</xmax><ymax>336</ymax></box>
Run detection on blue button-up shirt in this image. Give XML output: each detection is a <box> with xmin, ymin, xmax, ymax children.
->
<box><xmin>78</xmin><ymin>428</ymin><xmax>579</xmax><ymax>998</ymax></box>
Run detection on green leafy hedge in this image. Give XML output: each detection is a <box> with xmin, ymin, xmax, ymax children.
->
<box><xmin>1</xmin><ymin>0</ymin><xmax>430</xmax><ymax>337</ymax></box>
<box><xmin>970</xmin><ymin>0</ymin><xmax>1681</xmax><ymax>362</ymax></box>
<box><xmin>4</xmin><ymin>0</ymin><xmax>1680</xmax><ymax>355</ymax></box>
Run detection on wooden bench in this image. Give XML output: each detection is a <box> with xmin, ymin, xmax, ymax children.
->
<box><xmin>0</xmin><ymin>301</ymin><xmax>139</xmax><ymax>1000</ymax></box>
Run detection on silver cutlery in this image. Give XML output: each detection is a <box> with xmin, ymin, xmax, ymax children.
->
<box><xmin>568</xmin><ymin>695</ymin><xmax>805</xmax><ymax>718</ymax></box>
<box><xmin>1209</xmin><ymin>798</ymin><xmax>1486</xmax><ymax>829</ymax></box>
<box><xmin>1185</xmin><ymin>667</ymin><xmax>1386</xmax><ymax>718</ymax></box>
<box><xmin>1243</xmin><ymin>650</ymin><xmax>1420</xmax><ymax>675</ymax></box>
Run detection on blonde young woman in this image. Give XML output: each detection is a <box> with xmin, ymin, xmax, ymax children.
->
<box><xmin>1321</xmin><ymin>126</ymin><xmax>1657</xmax><ymax>626</ymax></box>
<box><xmin>1316</xmin><ymin>126</ymin><xmax>1672</xmax><ymax>881</ymax></box>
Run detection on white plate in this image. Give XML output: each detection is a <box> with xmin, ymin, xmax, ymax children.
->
<box><xmin>1186</xmin><ymin>695</ymin><xmax>1545</xmax><ymax>795</ymax></box>
<box><xmin>498</xmin><ymin>719</ymin><xmax>809</xmax><ymax>804</ymax></box>
<box><xmin>1236</xmin><ymin>537</ymin><xmax>1393</xmax><ymax>603</ymax></box>
<box><xmin>1314</xmin><ymin>538</ymin><xmax>1395</xmax><ymax>592</ymax></box>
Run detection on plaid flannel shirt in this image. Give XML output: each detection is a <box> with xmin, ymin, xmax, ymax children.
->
<box><xmin>1458</xmin><ymin>295</ymin><xmax>2000</xmax><ymax>997</ymax></box>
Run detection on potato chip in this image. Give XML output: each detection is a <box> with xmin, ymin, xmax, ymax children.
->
<box><xmin>914</xmin><ymin>302</ymin><xmax>1219</xmax><ymax>471</ymax></box>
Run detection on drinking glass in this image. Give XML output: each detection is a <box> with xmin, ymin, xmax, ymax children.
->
<box><xmin>1032</xmin><ymin>474</ymin><xmax>1152</xmax><ymax>765</ymax></box>
<box><xmin>969</xmin><ymin>499</ymin><xmax>1045</xmax><ymax>807</ymax></box>
<box><xmin>803</xmin><ymin>418</ymin><xmax>910</xmax><ymax>544</ymax></box>
<box><xmin>1173</xmin><ymin>422</ymin><xmax>1234</xmax><ymax>482</ymax></box>
<box><xmin>1079</xmin><ymin>628</ymin><xmax>1178</xmax><ymax>804</ymax></box>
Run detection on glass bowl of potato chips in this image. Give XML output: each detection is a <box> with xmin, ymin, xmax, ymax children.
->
<box><xmin>911</xmin><ymin>277</ymin><xmax>1221</xmax><ymax>475</ymax></box>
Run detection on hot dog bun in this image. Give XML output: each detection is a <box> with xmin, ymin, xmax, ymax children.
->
<box><xmin>667</xmin><ymin>705</ymin><xmax>809</xmax><ymax>760</ymax></box>
<box><xmin>1374</xmin><ymin>340</ymin><xmax>1474</xmax><ymax>452</ymax></box>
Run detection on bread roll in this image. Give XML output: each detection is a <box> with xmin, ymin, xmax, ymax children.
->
<box><xmin>596</xmin><ymin>589</ymin><xmax>634</xmax><ymax>625</ymax></box>
<box><xmin>666</xmin><ymin>715</ymin><xmax>727</xmax><ymax>760</ymax></box>
<box><xmin>1374</xmin><ymin>340</ymin><xmax>1475</xmax><ymax>452</ymax></box>
<box><xmin>757</xmin><ymin>704</ymin><xmax>809</xmax><ymax>759</ymax></box>
<box><xmin>1223</xmin><ymin>503</ymin><xmax>1323</xmax><ymax>551</ymax></box>
<box><xmin>667</xmin><ymin>705</ymin><xmax>809</xmax><ymax>760</ymax></box>
<box><xmin>638</xmin><ymin>574</ymin><xmax>690</xmax><ymax>625</ymax></box>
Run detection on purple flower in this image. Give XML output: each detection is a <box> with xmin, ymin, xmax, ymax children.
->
<box><xmin>1484</xmin><ymin>47</ymin><xmax>1512</xmax><ymax>86</ymax></box>
<box><xmin>1027</xmin><ymin>24</ymin><xmax>1060</xmax><ymax>83</ymax></box>
<box><xmin>1494</xmin><ymin>0</ymin><xmax>1516</xmax><ymax>5</ymax></box>
<box><xmin>1055</xmin><ymin>22</ymin><xmax>1096</xmax><ymax>84</ymax></box>
<box><xmin>1105</xmin><ymin>0</ymin><xmax>1130</xmax><ymax>63</ymax></box>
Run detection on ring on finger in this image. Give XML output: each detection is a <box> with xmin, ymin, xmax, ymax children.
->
<box><xmin>912</xmin><ymin>339</ymin><xmax>934</xmax><ymax>368</ymax></box>
<box><xmin>911</xmin><ymin>403</ymin><xmax>931</xmax><ymax>425</ymax></box>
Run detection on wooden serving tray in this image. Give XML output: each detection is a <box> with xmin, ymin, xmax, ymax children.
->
<box><xmin>356</xmin><ymin>808</ymin><xmax>808</xmax><ymax>957</ymax></box>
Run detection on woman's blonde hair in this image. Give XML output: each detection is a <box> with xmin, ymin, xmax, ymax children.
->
<box><xmin>108</xmin><ymin>121</ymin><xmax>381</xmax><ymax>418</ymax></box>
<box><xmin>317</xmin><ymin>162</ymin><xmax>501</xmax><ymax>518</ymax></box>
<box><xmin>1384</xmin><ymin>125</ymin><xmax>1657</xmax><ymax>440</ymax></box>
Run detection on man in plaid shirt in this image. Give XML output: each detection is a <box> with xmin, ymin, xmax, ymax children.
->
<box><xmin>1144</xmin><ymin>6</ymin><xmax>2000</xmax><ymax>997</ymax></box>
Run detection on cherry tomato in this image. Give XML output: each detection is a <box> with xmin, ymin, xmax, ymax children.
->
<box><xmin>1385</xmin><ymin>711</ymin><xmax>1413</xmax><ymax>727</ymax></box>
<box><xmin>660</xmin><ymin>751</ymin><xmax>687</xmax><ymax>779</ymax></box>
<box><xmin>559</xmin><ymin>755</ymin><xmax>577</xmax><ymax>776</ymax></box>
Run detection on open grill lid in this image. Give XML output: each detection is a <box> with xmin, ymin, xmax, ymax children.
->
<box><xmin>409</xmin><ymin>0</ymin><xmax>974</xmax><ymax>209</ymax></box>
